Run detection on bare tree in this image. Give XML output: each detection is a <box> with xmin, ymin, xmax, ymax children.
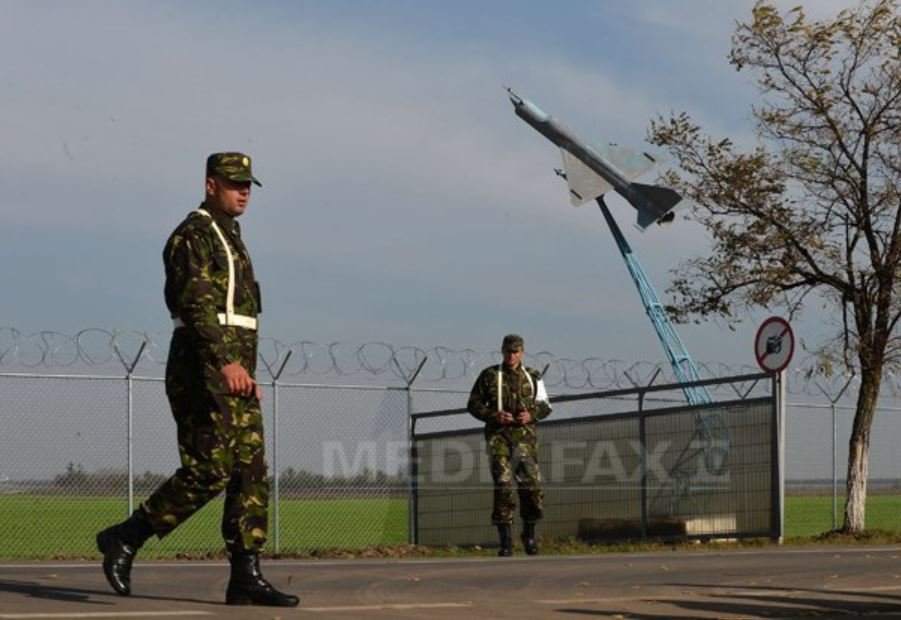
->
<box><xmin>648</xmin><ymin>0</ymin><xmax>901</xmax><ymax>533</ymax></box>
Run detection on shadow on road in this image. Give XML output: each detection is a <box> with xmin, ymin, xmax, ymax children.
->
<box><xmin>0</xmin><ymin>578</ymin><xmax>218</xmax><ymax>607</ymax></box>
<box><xmin>554</xmin><ymin>582</ymin><xmax>901</xmax><ymax>619</ymax></box>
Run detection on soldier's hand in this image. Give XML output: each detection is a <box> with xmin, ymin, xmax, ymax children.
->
<box><xmin>496</xmin><ymin>410</ymin><xmax>514</xmax><ymax>425</ymax></box>
<box><xmin>516</xmin><ymin>409</ymin><xmax>533</xmax><ymax>424</ymax></box>
<box><xmin>221</xmin><ymin>362</ymin><xmax>256</xmax><ymax>398</ymax></box>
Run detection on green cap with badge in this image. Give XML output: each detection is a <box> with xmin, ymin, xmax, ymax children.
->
<box><xmin>501</xmin><ymin>334</ymin><xmax>524</xmax><ymax>352</ymax></box>
<box><xmin>206</xmin><ymin>152</ymin><xmax>262</xmax><ymax>187</ymax></box>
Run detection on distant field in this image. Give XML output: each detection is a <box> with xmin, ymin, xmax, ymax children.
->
<box><xmin>1</xmin><ymin>494</ymin><xmax>897</xmax><ymax>558</ymax></box>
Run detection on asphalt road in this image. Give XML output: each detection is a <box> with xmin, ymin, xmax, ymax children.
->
<box><xmin>1</xmin><ymin>546</ymin><xmax>900</xmax><ymax>619</ymax></box>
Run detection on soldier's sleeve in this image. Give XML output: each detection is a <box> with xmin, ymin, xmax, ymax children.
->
<box><xmin>529</xmin><ymin>368</ymin><xmax>552</xmax><ymax>420</ymax></box>
<box><xmin>166</xmin><ymin>227</ymin><xmax>231</xmax><ymax>370</ymax></box>
<box><xmin>467</xmin><ymin>369</ymin><xmax>493</xmax><ymax>422</ymax></box>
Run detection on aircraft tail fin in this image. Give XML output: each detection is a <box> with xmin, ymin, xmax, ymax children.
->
<box><xmin>632</xmin><ymin>182</ymin><xmax>683</xmax><ymax>230</ymax></box>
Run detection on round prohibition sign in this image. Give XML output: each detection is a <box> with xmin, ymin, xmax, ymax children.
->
<box><xmin>754</xmin><ymin>316</ymin><xmax>795</xmax><ymax>373</ymax></box>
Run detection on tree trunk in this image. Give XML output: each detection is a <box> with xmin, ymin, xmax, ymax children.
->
<box><xmin>844</xmin><ymin>435</ymin><xmax>869</xmax><ymax>532</ymax></box>
<box><xmin>842</xmin><ymin>368</ymin><xmax>880</xmax><ymax>533</ymax></box>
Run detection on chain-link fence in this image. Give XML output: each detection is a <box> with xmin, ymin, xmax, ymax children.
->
<box><xmin>0</xmin><ymin>372</ymin><xmax>425</xmax><ymax>559</ymax></box>
<box><xmin>413</xmin><ymin>374</ymin><xmax>778</xmax><ymax>547</ymax></box>
<box><xmin>2</xmin><ymin>331</ymin><xmax>900</xmax><ymax>558</ymax></box>
<box><xmin>783</xmin><ymin>399</ymin><xmax>901</xmax><ymax>537</ymax></box>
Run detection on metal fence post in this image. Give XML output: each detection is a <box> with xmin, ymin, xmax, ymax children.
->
<box><xmin>114</xmin><ymin>340</ymin><xmax>147</xmax><ymax>517</ymax></box>
<box><xmin>394</xmin><ymin>356</ymin><xmax>427</xmax><ymax>545</ymax></box>
<box><xmin>775</xmin><ymin>370</ymin><xmax>786</xmax><ymax>543</ymax></box>
<box><xmin>261</xmin><ymin>350</ymin><xmax>292</xmax><ymax>555</ymax></box>
<box><xmin>624</xmin><ymin>368</ymin><xmax>655</xmax><ymax>540</ymax></box>
<box><xmin>814</xmin><ymin>376</ymin><xmax>854</xmax><ymax>531</ymax></box>
<box><xmin>638</xmin><ymin>388</ymin><xmax>648</xmax><ymax>540</ymax></box>
<box><xmin>831</xmin><ymin>400</ymin><xmax>837</xmax><ymax>530</ymax></box>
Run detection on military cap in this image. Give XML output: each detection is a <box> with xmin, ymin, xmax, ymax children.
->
<box><xmin>501</xmin><ymin>333</ymin><xmax>524</xmax><ymax>352</ymax></box>
<box><xmin>206</xmin><ymin>152</ymin><xmax>262</xmax><ymax>187</ymax></box>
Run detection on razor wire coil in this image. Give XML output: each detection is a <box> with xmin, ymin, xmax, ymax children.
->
<box><xmin>0</xmin><ymin>326</ymin><xmax>881</xmax><ymax>398</ymax></box>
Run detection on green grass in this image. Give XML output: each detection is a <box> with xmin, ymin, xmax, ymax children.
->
<box><xmin>0</xmin><ymin>495</ymin><xmax>408</xmax><ymax>559</ymax></box>
<box><xmin>1</xmin><ymin>493</ymin><xmax>898</xmax><ymax>559</ymax></box>
<box><xmin>784</xmin><ymin>493</ymin><xmax>901</xmax><ymax>539</ymax></box>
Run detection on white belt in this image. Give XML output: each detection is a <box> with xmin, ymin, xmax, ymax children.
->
<box><xmin>173</xmin><ymin>314</ymin><xmax>258</xmax><ymax>330</ymax></box>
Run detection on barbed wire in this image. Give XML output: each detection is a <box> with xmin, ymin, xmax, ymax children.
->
<box><xmin>0</xmin><ymin>326</ymin><xmax>889</xmax><ymax>399</ymax></box>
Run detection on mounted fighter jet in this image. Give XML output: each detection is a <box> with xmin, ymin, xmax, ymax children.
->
<box><xmin>506</xmin><ymin>87</ymin><xmax>680</xmax><ymax>230</ymax></box>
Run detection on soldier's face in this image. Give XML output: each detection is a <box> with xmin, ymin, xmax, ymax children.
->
<box><xmin>503</xmin><ymin>349</ymin><xmax>523</xmax><ymax>367</ymax></box>
<box><xmin>206</xmin><ymin>175</ymin><xmax>252</xmax><ymax>217</ymax></box>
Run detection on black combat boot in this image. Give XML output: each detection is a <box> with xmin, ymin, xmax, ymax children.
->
<box><xmin>521</xmin><ymin>522</ymin><xmax>538</xmax><ymax>556</ymax></box>
<box><xmin>496</xmin><ymin>524</ymin><xmax>513</xmax><ymax>557</ymax></box>
<box><xmin>95</xmin><ymin>509</ymin><xmax>154</xmax><ymax>596</ymax></box>
<box><xmin>225</xmin><ymin>551</ymin><xmax>300</xmax><ymax>607</ymax></box>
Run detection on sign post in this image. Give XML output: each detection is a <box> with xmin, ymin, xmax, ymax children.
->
<box><xmin>755</xmin><ymin>317</ymin><xmax>794</xmax><ymax>543</ymax></box>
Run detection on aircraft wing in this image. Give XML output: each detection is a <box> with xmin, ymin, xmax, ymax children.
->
<box><xmin>560</xmin><ymin>149</ymin><xmax>612</xmax><ymax>206</ymax></box>
<box><xmin>595</xmin><ymin>143</ymin><xmax>658</xmax><ymax>181</ymax></box>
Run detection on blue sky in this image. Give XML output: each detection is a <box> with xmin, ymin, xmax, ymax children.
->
<box><xmin>0</xmin><ymin>0</ymin><xmax>855</xmax><ymax>366</ymax></box>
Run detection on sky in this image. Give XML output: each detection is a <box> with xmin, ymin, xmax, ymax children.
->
<box><xmin>0</xmin><ymin>0</ymin><xmax>860</xmax><ymax>370</ymax></box>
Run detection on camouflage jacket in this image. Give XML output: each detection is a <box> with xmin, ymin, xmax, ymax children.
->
<box><xmin>467</xmin><ymin>363</ymin><xmax>552</xmax><ymax>439</ymax></box>
<box><xmin>163</xmin><ymin>203</ymin><xmax>261</xmax><ymax>374</ymax></box>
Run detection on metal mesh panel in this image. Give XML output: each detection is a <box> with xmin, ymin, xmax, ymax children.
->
<box><xmin>784</xmin><ymin>400</ymin><xmax>901</xmax><ymax>535</ymax></box>
<box><xmin>272</xmin><ymin>384</ymin><xmax>409</xmax><ymax>552</ymax></box>
<box><xmin>414</xmin><ymin>396</ymin><xmax>777</xmax><ymax>546</ymax></box>
<box><xmin>131</xmin><ymin>382</ymin><xmax>413</xmax><ymax>555</ymax></box>
<box><xmin>644</xmin><ymin>401</ymin><xmax>774</xmax><ymax>537</ymax></box>
<box><xmin>414</xmin><ymin>431</ymin><xmax>490</xmax><ymax>545</ymax></box>
<box><xmin>0</xmin><ymin>375</ymin><xmax>415</xmax><ymax>558</ymax></box>
<box><xmin>783</xmin><ymin>401</ymin><xmax>840</xmax><ymax>536</ymax></box>
<box><xmin>543</xmin><ymin>414</ymin><xmax>642</xmax><ymax>540</ymax></box>
<box><xmin>0</xmin><ymin>375</ymin><xmax>126</xmax><ymax>559</ymax></box>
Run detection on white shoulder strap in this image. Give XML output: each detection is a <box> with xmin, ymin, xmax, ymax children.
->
<box><xmin>496</xmin><ymin>365</ymin><xmax>503</xmax><ymax>412</ymax></box>
<box><xmin>496</xmin><ymin>364</ymin><xmax>534</xmax><ymax>411</ymax></box>
<box><xmin>196</xmin><ymin>208</ymin><xmax>236</xmax><ymax>323</ymax></box>
<box><xmin>521</xmin><ymin>366</ymin><xmax>534</xmax><ymax>398</ymax></box>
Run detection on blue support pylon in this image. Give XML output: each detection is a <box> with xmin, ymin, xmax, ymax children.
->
<box><xmin>596</xmin><ymin>197</ymin><xmax>712</xmax><ymax>405</ymax></box>
<box><xmin>595</xmin><ymin>197</ymin><xmax>735</xmax><ymax>518</ymax></box>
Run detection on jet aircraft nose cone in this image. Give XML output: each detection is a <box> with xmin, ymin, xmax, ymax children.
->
<box><xmin>521</xmin><ymin>100</ymin><xmax>548</xmax><ymax>122</ymax></box>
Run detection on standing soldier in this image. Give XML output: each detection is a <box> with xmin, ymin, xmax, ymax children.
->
<box><xmin>95</xmin><ymin>152</ymin><xmax>299</xmax><ymax>607</ymax></box>
<box><xmin>467</xmin><ymin>334</ymin><xmax>552</xmax><ymax>556</ymax></box>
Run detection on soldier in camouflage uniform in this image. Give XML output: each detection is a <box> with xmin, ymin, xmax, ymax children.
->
<box><xmin>467</xmin><ymin>334</ymin><xmax>552</xmax><ymax>556</ymax></box>
<box><xmin>96</xmin><ymin>153</ymin><xmax>298</xmax><ymax>607</ymax></box>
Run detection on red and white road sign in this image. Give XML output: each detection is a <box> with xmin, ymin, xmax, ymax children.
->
<box><xmin>754</xmin><ymin>317</ymin><xmax>794</xmax><ymax>373</ymax></box>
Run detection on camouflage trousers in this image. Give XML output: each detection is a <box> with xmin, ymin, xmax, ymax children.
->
<box><xmin>140</xmin><ymin>368</ymin><xmax>268</xmax><ymax>553</ymax></box>
<box><xmin>487</xmin><ymin>433</ymin><xmax>544</xmax><ymax>525</ymax></box>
